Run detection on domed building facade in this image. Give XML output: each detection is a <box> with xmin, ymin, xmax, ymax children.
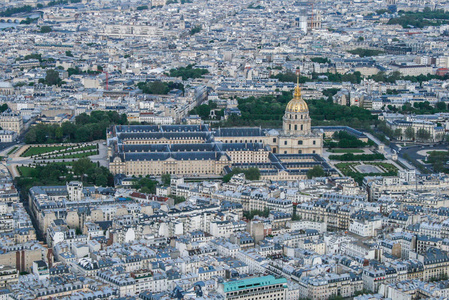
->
<box><xmin>283</xmin><ymin>85</ymin><xmax>311</xmax><ymax>135</ymax></box>
<box><xmin>264</xmin><ymin>83</ymin><xmax>323</xmax><ymax>155</ymax></box>
<box><xmin>107</xmin><ymin>80</ymin><xmax>328</xmax><ymax>179</ymax></box>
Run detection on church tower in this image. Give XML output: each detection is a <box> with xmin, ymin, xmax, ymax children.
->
<box><xmin>282</xmin><ymin>77</ymin><xmax>311</xmax><ymax>136</ymax></box>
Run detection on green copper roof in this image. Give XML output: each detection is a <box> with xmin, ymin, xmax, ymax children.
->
<box><xmin>223</xmin><ymin>275</ymin><xmax>287</xmax><ymax>292</ymax></box>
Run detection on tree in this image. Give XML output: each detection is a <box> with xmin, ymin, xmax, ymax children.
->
<box><xmin>171</xmin><ymin>195</ymin><xmax>186</xmax><ymax>204</ymax></box>
<box><xmin>436</xmin><ymin>101</ymin><xmax>447</xmax><ymax>110</ymax></box>
<box><xmin>149</xmin><ymin>81</ymin><xmax>169</xmax><ymax>94</ymax></box>
<box><xmin>0</xmin><ymin>104</ymin><xmax>8</xmax><ymax>113</ymax></box>
<box><xmin>307</xmin><ymin>166</ymin><xmax>325</xmax><ymax>179</ymax></box>
<box><xmin>72</xmin><ymin>158</ymin><xmax>94</xmax><ymax>181</ymax></box>
<box><xmin>133</xmin><ymin>177</ymin><xmax>158</xmax><ymax>194</ymax></box>
<box><xmin>404</xmin><ymin>127</ymin><xmax>415</xmax><ymax>140</ymax></box>
<box><xmin>24</xmin><ymin>129</ymin><xmax>36</xmax><ymax>144</ymax></box>
<box><xmin>190</xmin><ymin>25</ymin><xmax>202</xmax><ymax>35</ymax></box>
<box><xmin>25</xmin><ymin>111</ymin><xmax>127</xmax><ymax>144</ymax></box>
<box><xmin>61</xmin><ymin>121</ymin><xmax>76</xmax><ymax>140</ymax></box>
<box><xmin>169</xmin><ymin>65</ymin><xmax>209</xmax><ymax>80</ymax></box>
<box><xmin>65</xmin><ymin>50</ymin><xmax>73</xmax><ymax>57</ymax></box>
<box><xmin>223</xmin><ymin>167</ymin><xmax>260</xmax><ymax>182</ymax></box>
<box><xmin>45</xmin><ymin>69</ymin><xmax>61</xmax><ymax>86</ymax></box>
<box><xmin>245</xmin><ymin>168</ymin><xmax>261</xmax><ymax>180</ymax></box>
<box><xmin>347</xmin><ymin>48</ymin><xmax>384</xmax><ymax>57</ymax></box>
<box><xmin>416</xmin><ymin>128</ymin><xmax>431</xmax><ymax>141</ymax></box>
<box><xmin>55</xmin><ymin>127</ymin><xmax>63</xmax><ymax>140</ymax></box>
<box><xmin>243</xmin><ymin>208</ymin><xmax>270</xmax><ymax>220</ymax></box>
<box><xmin>311</xmin><ymin>57</ymin><xmax>330</xmax><ymax>64</ymax></box>
<box><xmin>95</xmin><ymin>174</ymin><xmax>108</xmax><ymax>187</ymax></box>
<box><xmin>162</xmin><ymin>174</ymin><xmax>171</xmax><ymax>186</ymax></box>
<box><xmin>137</xmin><ymin>81</ymin><xmax>170</xmax><ymax>95</ymax></box>
<box><xmin>40</xmin><ymin>26</ymin><xmax>52</xmax><ymax>33</ymax></box>
<box><xmin>196</xmin><ymin>104</ymin><xmax>211</xmax><ymax>119</ymax></box>
<box><xmin>393</xmin><ymin>128</ymin><xmax>402</xmax><ymax>139</ymax></box>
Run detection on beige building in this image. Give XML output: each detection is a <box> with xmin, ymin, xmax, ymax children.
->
<box><xmin>298</xmin><ymin>273</ymin><xmax>363</xmax><ymax>300</ymax></box>
<box><xmin>390</xmin><ymin>64</ymin><xmax>434</xmax><ymax>76</ymax></box>
<box><xmin>0</xmin><ymin>82</ymin><xmax>14</xmax><ymax>96</ymax></box>
<box><xmin>0</xmin><ymin>109</ymin><xmax>23</xmax><ymax>134</ymax></box>
<box><xmin>387</xmin><ymin>119</ymin><xmax>444</xmax><ymax>142</ymax></box>
<box><xmin>0</xmin><ymin>245</ymin><xmax>46</xmax><ymax>272</ymax></box>
<box><xmin>0</xmin><ymin>265</ymin><xmax>18</xmax><ymax>288</ymax></box>
<box><xmin>107</xmin><ymin>84</ymin><xmax>332</xmax><ymax>180</ymax></box>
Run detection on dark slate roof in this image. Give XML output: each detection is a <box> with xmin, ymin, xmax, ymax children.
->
<box><xmin>214</xmin><ymin>127</ymin><xmax>265</xmax><ymax>137</ymax></box>
<box><xmin>122</xmin><ymin>144</ymin><xmax>170</xmax><ymax>153</ymax></box>
<box><xmin>219</xmin><ymin>143</ymin><xmax>266</xmax><ymax>151</ymax></box>
<box><xmin>117</xmin><ymin>132</ymin><xmax>213</xmax><ymax>142</ymax></box>
<box><xmin>170</xmin><ymin>143</ymin><xmax>218</xmax><ymax>152</ymax></box>
<box><xmin>114</xmin><ymin>124</ymin><xmax>210</xmax><ymax>133</ymax></box>
<box><xmin>123</xmin><ymin>151</ymin><xmax>229</xmax><ymax>162</ymax></box>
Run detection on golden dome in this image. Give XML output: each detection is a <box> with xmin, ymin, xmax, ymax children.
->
<box><xmin>285</xmin><ymin>85</ymin><xmax>309</xmax><ymax>113</ymax></box>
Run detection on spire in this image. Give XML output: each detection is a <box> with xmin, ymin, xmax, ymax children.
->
<box><xmin>294</xmin><ymin>69</ymin><xmax>302</xmax><ymax>99</ymax></box>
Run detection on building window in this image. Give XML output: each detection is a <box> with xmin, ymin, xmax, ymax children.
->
<box><xmin>295</xmin><ymin>125</ymin><xmax>297</xmax><ymax>130</ymax></box>
<box><xmin>273</xmin><ymin>138</ymin><xmax>276</xmax><ymax>143</ymax></box>
<box><xmin>301</xmin><ymin>125</ymin><xmax>303</xmax><ymax>130</ymax></box>
<box><xmin>313</xmin><ymin>140</ymin><xmax>316</xmax><ymax>145</ymax></box>
<box><xmin>284</xmin><ymin>151</ymin><xmax>287</xmax><ymax>154</ymax></box>
<box><xmin>289</xmin><ymin>124</ymin><xmax>291</xmax><ymax>130</ymax></box>
<box><xmin>298</xmin><ymin>150</ymin><xmax>302</xmax><ymax>154</ymax></box>
<box><xmin>298</xmin><ymin>140</ymin><xmax>303</xmax><ymax>145</ymax></box>
<box><xmin>313</xmin><ymin>150</ymin><xmax>316</xmax><ymax>153</ymax></box>
<box><xmin>273</xmin><ymin>148</ymin><xmax>276</xmax><ymax>153</ymax></box>
<box><xmin>295</xmin><ymin>115</ymin><xmax>297</xmax><ymax>119</ymax></box>
<box><xmin>284</xmin><ymin>141</ymin><xmax>287</xmax><ymax>145</ymax></box>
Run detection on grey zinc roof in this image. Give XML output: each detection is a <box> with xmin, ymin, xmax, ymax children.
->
<box><xmin>214</xmin><ymin>127</ymin><xmax>265</xmax><ymax>137</ymax></box>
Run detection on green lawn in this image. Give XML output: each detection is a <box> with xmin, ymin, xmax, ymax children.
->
<box><xmin>368</xmin><ymin>162</ymin><xmax>398</xmax><ymax>173</ymax></box>
<box><xmin>7</xmin><ymin>146</ymin><xmax>18</xmax><ymax>155</ymax></box>
<box><xmin>329</xmin><ymin>149</ymin><xmax>364</xmax><ymax>153</ymax></box>
<box><xmin>52</xmin><ymin>145</ymin><xmax>97</xmax><ymax>156</ymax></box>
<box><xmin>61</xmin><ymin>151</ymin><xmax>98</xmax><ymax>159</ymax></box>
<box><xmin>18</xmin><ymin>162</ymin><xmax>75</xmax><ymax>176</ymax></box>
<box><xmin>336</xmin><ymin>162</ymin><xmax>398</xmax><ymax>175</ymax></box>
<box><xmin>335</xmin><ymin>163</ymin><xmax>359</xmax><ymax>175</ymax></box>
<box><xmin>21</xmin><ymin>146</ymin><xmax>69</xmax><ymax>157</ymax></box>
<box><xmin>335</xmin><ymin>162</ymin><xmax>397</xmax><ymax>185</ymax></box>
<box><xmin>18</xmin><ymin>166</ymin><xmax>35</xmax><ymax>177</ymax></box>
<box><xmin>22</xmin><ymin>144</ymin><xmax>97</xmax><ymax>157</ymax></box>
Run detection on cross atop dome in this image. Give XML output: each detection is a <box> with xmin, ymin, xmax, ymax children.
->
<box><xmin>293</xmin><ymin>69</ymin><xmax>302</xmax><ymax>100</ymax></box>
<box><xmin>282</xmin><ymin>68</ymin><xmax>311</xmax><ymax>135</ymax></box>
